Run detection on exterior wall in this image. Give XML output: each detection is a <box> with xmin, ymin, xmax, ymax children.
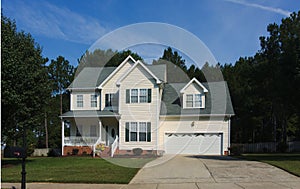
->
<box><xmin>158</xmin><ymin>116</ymin><xmax>229</xmax><ymax>154</ymax></box>
<box><xmin>119</xmin><ymin>65</ymin><xmax>160</xmax><ymax>151</ymax></box>
<box><xmin>70</xmin><ymin>91</ymin><xmax>100</xmax><ymax>111</ymax></box>
<box><xmin>182</xmin><ymin>83</ymin><xmax>205</xmax><ymax>108</ymax></box>
<box><xmin>100</xmin><ymin>62</ymin><xmax>133</xmax><ymax>111</ymax></box>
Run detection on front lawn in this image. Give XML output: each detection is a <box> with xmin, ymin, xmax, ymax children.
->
<box><xmin>240</xmin><ymin>153</ymin><xmax>300</xmax><ymax>177</ymax></box>
<box><xmin>1</xmin><ymin>157</ymin><xmax>154</xmax><ymax>184</ymax></box>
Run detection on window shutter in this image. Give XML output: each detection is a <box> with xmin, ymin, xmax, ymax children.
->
<box><xmin>126</xmin><ymin>89</ymin><xmax>130</xmax><ymax>103</ymax></box>
<box><xmin>147</xmin><ymin>89</ymin><xmax>152</xmax><ymax>103</ymax></box>
<box><xmin>105</xmin><ymin>94</ymin><xmax>109</xmax><ymax>107</ymax></box>
<box><xmin>125</xmin><ymin>122</ymin><xmax>129</xmax><ymax>142</ymax></box>
<box><xmin>147</xmin><ymin>122</ymin><xmax>151</xmax><ymax>142</ymax></box>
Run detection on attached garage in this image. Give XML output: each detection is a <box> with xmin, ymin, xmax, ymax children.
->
<box><xmin>164</xmin><ymin>133</ymin><xmax>223</xmax><ymax>155</ymax></box>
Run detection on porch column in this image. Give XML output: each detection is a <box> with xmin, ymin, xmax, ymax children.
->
<box><xmin>98</xmin><ymin>121</ymin><xmax>102</xmax><ymax>141</ymax></box>
<box><xmin>61</xmin><ymin>120</ymin><xmax>64</xmax><ymax>156</ymax></box>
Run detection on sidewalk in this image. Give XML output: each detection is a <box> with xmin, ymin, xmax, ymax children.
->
<box><xmin>1</xmin><ymin>183</ymin><xmax>127</xmax><ymax>189</ymax></box>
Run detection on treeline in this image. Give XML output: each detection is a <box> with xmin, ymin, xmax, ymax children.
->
<box><xmin>222</xmin><ymin>12</ymin><xmax>300</xmax><ymax>144</ymax></box>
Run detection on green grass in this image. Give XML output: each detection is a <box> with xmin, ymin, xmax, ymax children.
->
<box><xmin>1</xmin><ymin>156</ymin><xmax>154</xmax><ymax>184</ymax></box>
<box><xmin>240</xmin><ymin>153</ymin><xmax>300</xmax><ymax>177</ymax></box>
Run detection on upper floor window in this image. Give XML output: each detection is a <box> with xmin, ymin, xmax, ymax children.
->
<box><xmin>76</xmin><ymin>95</ymin><xmax>83</xmax><ymax>107</ymax></box>
<box><xmin>125</xmin><ymin>122</ymin><xmax>151</xmax><ymax>142</ymax></box>
<box><xmin>91</xmin><ymin>95</ymin><xmax>97</xmax><ymax>107</ymax></box>
<box><xmin>126</xmin><ymin>89</ymin><xmax>151</xmax><ymax>104</ymax></box>
<box><xmin>105</xmin><ymin>93</ymin><xmax>114</xmax><ymax>107</ymax></box>
<box><xmin>186</xmin><ymin>94</ymin><xmax>203</xmax><ymax>108</ymax></box>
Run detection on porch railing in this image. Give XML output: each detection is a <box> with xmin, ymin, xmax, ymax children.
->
<box><xmin>64</xmin><ymin>136</ymin><xmax>99</xmax><ymax>146</ymax></box>
<box><xmin>111</xmin><ymin>135</ymin><xmax>119</xmax><ymax>157</ymax></box>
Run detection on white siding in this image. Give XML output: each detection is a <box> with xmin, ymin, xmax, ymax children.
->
<box><xmin>70</xmin><ymin>91</ymin><xmax>100</xmax><ymax>111</ymax></box>
<box><xmin>100</xmin><ymin>62</ymin><xmax>132</xmax><ymax>111</ymax></box>
<box><xmin>119</xmin><ymin>65</ymin><xmax>159</xmax><ymax>150</ymax></box>
<box><xmin>158</xmin><ymin>116</ymin><xmax>229</xmax><ymax>154</ymax></box>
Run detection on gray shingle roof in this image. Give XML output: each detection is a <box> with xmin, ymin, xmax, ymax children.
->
<box><xmin>160</xmin><ymin>81</ymin><xmax>234</xmax><ymax>116</ymax></box>
<box><xmin>68</xmin><ymin>67</ymin><xmax>116</xmax><ymax>89</ymax></box>
<box><xmin>146</xmin><ymin>64</ymin><xmax>166</xmax><ymax>82</ymax></box>
<box><xmin>61</xmin><ymin>110</ymin><xmax>120</xmax><ymax>118</ymax></box>
<box><xmin>68</xmin><ymin>64</ymin><xmax>166</xmax><ymax>89</ymax></box>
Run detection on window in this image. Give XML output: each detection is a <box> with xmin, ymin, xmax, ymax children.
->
<box><xmin>91</xmin><ymin>95</ymin><xmax>97</xmax><ymax>107</ymax></box>
<box><xmin>105</xmin><ymin>93</ymin><xmax>113</xmax><ymax>107</ymax></box>
<box><xmin>130</xmin><ymin>122</ymin><xmax>138</xmax><ymax>141</ymax></box>
<box><xmin>90</xmin><ymin>125</ymin><xmax>97</xmax><ymax>137</ymax></box>
<box><xmin>126</xmin><ymin>89</ymin><xmax>151</xmax><ymax>103</ymax></box>
<box><xmin>185</xmin><ymin>94</ymin><xmax>203</xmax><ymax>108</ymax></box>
<box><xmin>125</xmin><ymin>122</ymin><xmax>151</xmax><ymax>142</ymax></box>
<box><xmin>194</xmin><ymin>94</ymin><xmax>202</xmax><ymax>107</ymax></box>
<box><xmin>130</xmin><ymin>89</ymin><xmax>138</xmax><ymax>103</ymax></box>
<box><xmin>77</xmin><ymin>95</ymin><xmax>83</xmax><ymax>107</ymax></box>
<box><xmin>186</xmin><ymin>94</ymin><xmax>193</xmax><ymax>108</ymax></box>
<box><xmin>139</xmin><ymin>89</ymin><xmax>147</xmax><ymax>103</ymax></box>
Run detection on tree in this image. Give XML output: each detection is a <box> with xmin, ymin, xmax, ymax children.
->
<box><xmin>1</xmin><ymin>14</ymin><xmax>51</xmax><ymax>147</ymax></box>
<box><xmin>77</xmin><ymin>49</ymin><xmax>142</xmax><ymax>72</ymax></box>
<box><xmin>161</xmin><ymin>47</ymin><xmax>187</xmax><ymax>71</ymax></box>
<box><xmin>48</xmin><ymin>56</ymin><xmax>75</xmax><ymax>115</ymax></box>
<box><xmin>222</xmin><ymin>11</ymin><xmax>300</xmax><ymax>145</ymax></box>
<box><xmin>47</xmin><ymin>56</ymin><xmax>74</xmax><ymax>149</ymax></box>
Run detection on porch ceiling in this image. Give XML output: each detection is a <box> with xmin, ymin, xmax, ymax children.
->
<box><xmin>60</xmin><ymin>110</ymin><xmax>120</xmax><ymax>118</ymax></box>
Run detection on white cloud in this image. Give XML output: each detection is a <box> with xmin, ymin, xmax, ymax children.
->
<box><xmin>226</xmin><ymin>0</ymin><xmax>292</xmax><ymax>17</ymax></box>
<box><xmin>5</xmin><ymin>0</ymin><xmax>108</xmax><ymax>44</ymax></box>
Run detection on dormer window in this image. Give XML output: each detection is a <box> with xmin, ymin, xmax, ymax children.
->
<box><xmin>180</xmin><ymin>78</ymin><xmax>208</xmax><ymax>109</ymax></box>
<box><xmin>186</xmin><ymin>94</ymin><xmax>203</xmax><ymax>108</ymax></box>
<box><xmin>76</xmin><ymin>95</ymin><xmax>83</xmax><ymax>107</ymax></box>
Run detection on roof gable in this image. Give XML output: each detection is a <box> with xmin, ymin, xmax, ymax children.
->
<box><xmin>116</xmin><ymin>60</ymin><xmax>162</xmax><ymax>86</ymax></box>
<box><xmin>98</xmin><ymin>55</ymin><xmax>136</xmax><ymax>89</ymax></box>
<box><xmin>180</xmin><ymin>77</ymin><xmax>208</xmax><ymax>93</ymax></box>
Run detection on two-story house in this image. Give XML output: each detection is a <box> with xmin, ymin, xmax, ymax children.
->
<box><xmin>61</xmin><ymin>55</ymin><xmax>234</xmax><ymax>157</ymax></box>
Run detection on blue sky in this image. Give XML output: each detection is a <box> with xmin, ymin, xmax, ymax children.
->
<box><xmin>2</xmin><ymin>0</ymin><xmax>299</xmax><ymax>67</ymax></box>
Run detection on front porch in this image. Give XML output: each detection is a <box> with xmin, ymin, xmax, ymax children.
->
<box><xmin>61</xmin><ymin>110</ymin><xmax>120</xmax><ymax>156</ymax></box>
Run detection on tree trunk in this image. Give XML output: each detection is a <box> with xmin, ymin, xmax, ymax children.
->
<box><xmin>60</xmin><ymin>92</ymin><xmax>63</xmax><ymax>116</ymax></box>
<box><xmin>44</xmin><ymin>112</ymin><xmax>48</xmax><ymax>149</ymax></box>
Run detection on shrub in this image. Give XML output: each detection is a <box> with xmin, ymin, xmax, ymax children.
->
<box><xmin>72</xmin><ymin>148</ymin><xmax>79</xmax><ymax>155</ymax></box>
<box><xmin>48</xmin><ymin>149</ymin><xmax>61</xmax><ymax>157</ymax></box>
<box><xmin>229</xmin><ymin>145</ymin><xmax>242</xmax><ymax>156</ymax></box>
<box><xmin>277</xmin><ymin>142</ymin><xmax>288</xmax><ymax>153</ymax></box>
<box><xmin>132</xmin><ymin>148</ymin><xmax>143</xmax><ymax>156</ymax></box>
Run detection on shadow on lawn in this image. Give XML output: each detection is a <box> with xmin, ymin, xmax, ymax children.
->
<box><xmin>185</xmin><ymin>153</ymin><xmax>300</xmax><ymax>162</ymax></box>
<box><xmin>1</xmin><ymin>158</ymin><xmax>33</xmax><ymax>168</ymax></box>
<box><xmin>184</xmin><ymin>155</ymin><xmax>242</xmax><ymax>161</ymax></box>
<box><xmin>240</xmin><ymin>154</ymin><xmax>300</xmax><ymax>161</ymax></box>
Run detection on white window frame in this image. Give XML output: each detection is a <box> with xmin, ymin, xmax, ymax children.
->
<box><xmin>76</xmin><ymin>95</ymin><xmax>83</xmax><ymax>107</ymax></box>
<box><xmin>90</xmin><ymin>94</ymin><xmax>97</xmax><ymax>108</ymax></box>
<box><xmin>130</xmin><ymin>89</ymin><xmax>139</xmax><ymax>103</ymax></box>
<box><xmin>126</xmin><ymin>122</ymin><xmax>151</xmax><ymax>142</ymax></box>
<box><xmin>185</xmin><ymin>94</ymin><xmax>203</xmax><ymax>108</ymax></box>
<box><xmin>130</xmin><ymin>89</ymin><xmax>149</xmax><ymax>103</ymax></box>
<box><xmin>105</xmin><ymin>93</ymin><xmax>114</xmax><ymax>107</ymax></box>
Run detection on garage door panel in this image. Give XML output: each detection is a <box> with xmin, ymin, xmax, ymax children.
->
<box><xmin>165</xmin><ymin>133</ymin><xmax>222</xmax><ymax>155</ymax></box>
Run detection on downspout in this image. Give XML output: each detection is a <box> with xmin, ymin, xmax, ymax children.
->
<box><xmin>61</xmin><ymin>119</ymin><xmax>64</xmax><ymax>156</ymax></box>
<box><xmin>156</xmin><ymin>87</ymin><xmax>159</xmax><ymax>156</ymax></box>
<box><xmin>228</xmin><ymin>115</ymin><xmax>231</xmax><ymax>155</ymax></box>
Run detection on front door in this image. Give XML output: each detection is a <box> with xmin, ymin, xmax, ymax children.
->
<box><xmin>106</xmin><ymin>126</ymin><xmax>118</xmax><ymax>146</ymax></box>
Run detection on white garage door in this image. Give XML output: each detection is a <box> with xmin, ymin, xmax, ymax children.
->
<box><xmin>164</xmin><ymin>133</ymin><xmax>222</xmax><ymax>155</ymax></box>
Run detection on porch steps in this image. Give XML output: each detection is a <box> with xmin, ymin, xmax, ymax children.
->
<box><xmin>98</xmin><ymin>147</ymin><xmax>111</xmax><ymax>158</ymax></box>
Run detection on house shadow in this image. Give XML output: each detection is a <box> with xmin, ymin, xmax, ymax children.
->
<box><xmin>184</xmin><ymin>155</ymin><xmax>244</xmax><ymax>161</ymax></box>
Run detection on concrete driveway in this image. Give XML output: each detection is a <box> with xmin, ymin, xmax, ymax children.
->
<box><xmin>127</xmin><ymin>155</ymin><xmax>300</xmax><ymax>189</ymax></box>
